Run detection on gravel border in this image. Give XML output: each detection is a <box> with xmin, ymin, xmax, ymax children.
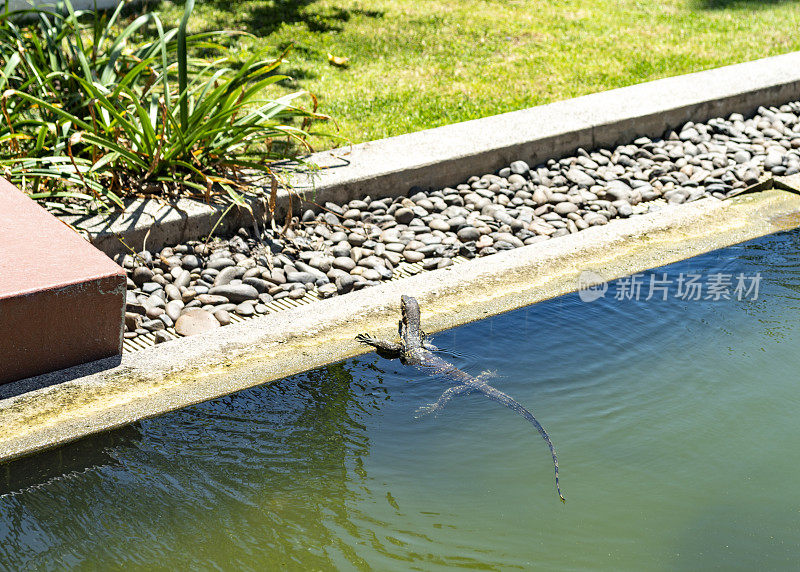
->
<box><xmin>119</xmin><ymin>102</ymin><xmax>797</xmax><ymax>346</ymax></box>
<box><xmin>7</xmin><ymin>53</ymin><xmax>800</xmax><ymax>460</ymax></box>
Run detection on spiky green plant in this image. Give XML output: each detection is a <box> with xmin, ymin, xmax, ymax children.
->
<box><xmin>0</xmin><ymin>0</ymin><xmax>328</xmax><ymax>213</ymax></box>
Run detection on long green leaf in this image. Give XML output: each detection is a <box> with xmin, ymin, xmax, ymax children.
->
<box><xmin>177</xmin><ymin>0</ymin><xmax>195</xmax><ymax>131</ymax></box>
<box><xmin>80</xmin><ymin>132</ymin><xmax>148</xmax><ymax>168</ymax></box>
<box><xmin>0</xmin><ymin>52</ymin><xmax>21</xmax><ymax>91</ymax></box>
<box><xmin>153</xmin><ymin>15</ymin><xmax>172</xmax><ymax>115</ymax></box>
<box><xmin>9</xmin><ymin>89</ymin><xmax>92</xmax><ymax>130</ymax></box>
<box><xmin>100</xmin><ymin>13</ymin><xmax>156</xmax><ymax>86</ymax></box>
<box><xmin>71</xmin><ymin>76</ymin><xmax>149</xmax><ymax>147</ymax></box>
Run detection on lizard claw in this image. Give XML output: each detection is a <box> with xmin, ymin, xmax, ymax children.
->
<box><xmin>355</xmin><ymin>333</ymin><xmax>374</xmax><ymax>345</ymax></box>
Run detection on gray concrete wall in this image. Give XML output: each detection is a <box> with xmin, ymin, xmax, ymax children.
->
<box><xmin>62</xmin><ymin>51</ymin><xmax>800</xmax><ymax>258</ymax></box>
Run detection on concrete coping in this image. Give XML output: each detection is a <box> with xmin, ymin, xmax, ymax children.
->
<box><xmin>60</xmin><ymin>50</ymin><xmax>800</xmax><ymax>257</ymax></box>
<box><xmin>2</xmin><ymin>185</ymin><xmax>800</xmax><ymax>463</ymax></box>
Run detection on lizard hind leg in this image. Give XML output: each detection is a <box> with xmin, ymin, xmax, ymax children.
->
<box><xmin>476</xmin><ymin>369</ymin><xmax>498</xmax><ymax>382</ymax></box>
<box><xmin>414</xmin><ymin>372</ymin><xmax>496</xmax><ymax>419</ymax></box>
<box><xmin>412</xmin><ymin>402</ymin><xmax>439</xmax><ymax>419</ymax></box>
<box><xmin>413</xmin><ymin>383</ymin><xmax>475</xmax><ymax>419</ymax></box>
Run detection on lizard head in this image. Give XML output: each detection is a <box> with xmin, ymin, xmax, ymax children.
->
<box><xmin>400</xmin><ymin>295</ymin><xmax>423</xmax><ymax>346</ymax></box>
<box><xmin>400</xmin><ymin>295</ymin><xmax>420</xmax><ymax>324</ymax></box>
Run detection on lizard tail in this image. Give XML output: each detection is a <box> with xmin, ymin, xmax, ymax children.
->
<box><xmin>479</xmin><ymin>387</ymin><xmax>565</xmax><ymax>503</ymax></box>
<box><xmin>515</xmin><ymin>401</ymin><xmax>565</xmax><ymax>503</ymax></box>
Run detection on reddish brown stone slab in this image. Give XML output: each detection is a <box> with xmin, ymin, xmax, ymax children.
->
<box><xmin>0</xmin><ymin>178</ymin><xmax>125</xmax><ymax>384</ymax></box>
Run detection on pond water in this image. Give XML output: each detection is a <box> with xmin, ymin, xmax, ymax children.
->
<box><xmin>2</xmin><ymin>229</ymin><xmax>800</xmax><ymax>570</ymax></box>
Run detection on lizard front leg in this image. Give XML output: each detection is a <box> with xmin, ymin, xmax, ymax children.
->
<box><xmin>355</xmin><ymin>333</ymin><xmax>404</xmax><ymax>360</ymax></box>
<box><xmin>420</xmin><ymin>330</ymin><xmax>439</xmax><ymax>352</ymax></box>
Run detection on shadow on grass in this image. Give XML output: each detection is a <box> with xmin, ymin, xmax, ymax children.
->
<box><xmin>136</xmin><ymin>0</ymin><xmax>383</xmax><ymax>37</ymax></box>
<box><xmin>241</xmin><ymin>0</ymin><xmax>383</xmax><ymax>36</ymax></box>
<box><xmin>695</xmin><ymin>0</ymin><xmax>800</xmax><ymax>9</ymax></box>
<box><xmin>279</xmin><ymin>66</ymin><xmax>318</xmax><ymax>82</ymax></box>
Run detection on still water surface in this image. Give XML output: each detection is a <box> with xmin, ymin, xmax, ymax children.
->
<box><xmin>2</xmin><ymin>230</ymin><xmax>800</xmax><ymax>570</ymax></box>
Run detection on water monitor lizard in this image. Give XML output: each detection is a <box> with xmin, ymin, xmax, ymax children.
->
<box><xmin>356</xmin><ymin>294</ymin><xmax>565</xmax><ymax>503</ymax></box>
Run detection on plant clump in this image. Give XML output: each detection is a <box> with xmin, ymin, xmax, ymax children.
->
<box><xmin>0</xmin><ymin>0</ymin><xmax>329</xmax><ymax>214</ymax></box>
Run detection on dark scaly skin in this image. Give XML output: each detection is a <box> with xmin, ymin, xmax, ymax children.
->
<box><xmin>357</xmin><ymin>295</ymin><xmax>565</xmax><ymax>503</ymax></box>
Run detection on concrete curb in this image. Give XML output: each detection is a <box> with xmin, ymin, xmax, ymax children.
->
<box><xmin>2</xmin><ymin>188</ymin><xmax>800</xmax><ymax>462</ymax></box>
<box><xmin>61</xmin><ymin>51</ymin><xmax>800</xmax><ymax>258</ymax></box>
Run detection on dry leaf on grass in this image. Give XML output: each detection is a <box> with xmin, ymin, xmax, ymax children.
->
<box><xmin>327</xmin><ymin>52</ymin><xmax>350</xmax><ymax>67</ymax></box>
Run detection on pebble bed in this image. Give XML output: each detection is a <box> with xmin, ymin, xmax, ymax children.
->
<box><xmin>121</xmin><ymin>102</ymin><xmax>800</xmax><ymax>344</ymax></box>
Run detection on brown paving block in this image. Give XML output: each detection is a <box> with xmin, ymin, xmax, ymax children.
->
<box><xmin>0</xmin><ymin>178</ymin><xmax>125</xmax><ymax>384</ymax></box>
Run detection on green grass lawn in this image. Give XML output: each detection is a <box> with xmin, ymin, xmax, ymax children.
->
<box><xmin>150</xmin><ymin>0</ymin><xmax>800</xmax><ymax>151</ymax></box>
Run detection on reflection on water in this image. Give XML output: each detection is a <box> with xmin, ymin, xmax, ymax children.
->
<box><xmin>2</xmin><ymin>230</ymin><xmax>800</xmax><ymax>569</ymax></box>
<box><xmin>0</xmin><ymin>426</ymin><xmax>143</xmax><ymax>496</ymax></box>
<box><xmin>0</xmin><ymin>365</ymin><xmax>385</xmax><ymax>569</ymax></box>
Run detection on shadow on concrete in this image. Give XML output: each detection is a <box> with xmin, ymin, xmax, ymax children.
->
<box><xmin>0</xmin><ymin>354</ymin><xmax>123</xmax><ymax>400</ymax></box>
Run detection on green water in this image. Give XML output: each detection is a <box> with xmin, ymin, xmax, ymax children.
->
<box><xmin>2</xmin><ymin>231</ymin><xmax>800</xmax><ymax>570</ymax></box>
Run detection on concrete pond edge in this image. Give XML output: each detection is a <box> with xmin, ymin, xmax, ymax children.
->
<box><xmin>7</xmin><ymin>52</ymin><xmax>800</xmax><ymax>461</ymax></box>
<box><xmin>3</xmin><ymin>186</ymin><xmax>800</xmax><ymax>463</ymax></box>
